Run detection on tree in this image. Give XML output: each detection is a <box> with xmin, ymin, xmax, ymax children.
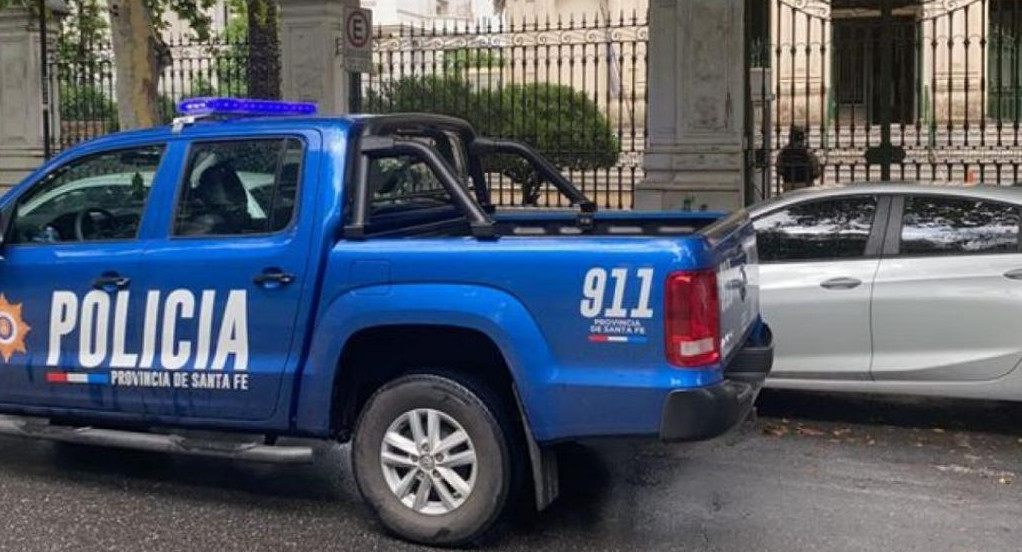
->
<box><xmin>106</xmin><ymin>0</ymin><xmax>216</xmax><ymax>129</ymax></box>
<box><xmin>107</xmin><ymin>0</ymin><xmax>163</xmax><ymax>128</ymax></box>
<box><xmin>245</xmin><ymin>0</ymin><xmax>279</xmax><ymax>99</ymax></box>
<box><xmin>58</xmin><ymin>0</ymin><xmax>109</xmax><ymax>64</ymax></box>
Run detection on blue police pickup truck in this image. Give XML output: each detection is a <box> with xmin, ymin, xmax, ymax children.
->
<box><xmin>0</xmin><ymin>98</ymin><xmax>771</xmax><ymax>545</ymax></box>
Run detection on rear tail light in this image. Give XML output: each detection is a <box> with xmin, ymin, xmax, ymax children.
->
<box><xmin>665</xmin><ymin>270</ymin><xmax>720</xmax><ymax>368</ymax></box>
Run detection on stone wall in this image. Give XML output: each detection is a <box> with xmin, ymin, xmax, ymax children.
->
<box><xmin>0</xmin><ymin>6</ymin><xmax>61</xmax><ymax>191</ymax></box>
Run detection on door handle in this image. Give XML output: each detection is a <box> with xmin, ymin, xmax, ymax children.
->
<box><xmin>820</xmin><ymin>277</ymin><xmax>862</xmax><ymax>290</ymax></box>
<box><xmin>92</xmin><ymin>272</ymin><xmax>130</xmax><ymax>291</ymax></box>
<box><xmin>1004</xmin><ymin>268</ymin><xmax>1022</xmax><ymax>281</ymax></box>
<box><xmin>253</xmin><ymin>269</ymin><xmax>295</xmax><ymax>288</ymax></box>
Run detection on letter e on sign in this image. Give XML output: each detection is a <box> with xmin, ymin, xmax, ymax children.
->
<box><xmin>343</xmin><ymin>7</ymin><xmax>373</xmax><ymax>73</ymax></box>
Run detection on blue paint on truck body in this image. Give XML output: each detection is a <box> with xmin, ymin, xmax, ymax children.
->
<box><xmin>0</xmin><ymin>115</ymin><xmax>767</xmax><ymax>445</ymax></box>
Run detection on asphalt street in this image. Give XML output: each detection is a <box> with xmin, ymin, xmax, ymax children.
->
<box><xmin>0</xmin><ymin>391</ymin><xmax>1019</xmax><ymax>552</ymax></box>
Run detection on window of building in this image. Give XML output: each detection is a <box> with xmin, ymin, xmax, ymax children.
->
<box><xmin>174</xmin><ymin>138</ymin><xmax>303</xmax><ymax>237</ymax></box>
<box><xmin>899</xmin><ymin>196</ymin><xmax>1020</xmax><ymax>256</ymax></box>
<box><xmin>753</xmin><ymin>196</ymin><xmax>878</xmax><ymax>262</ymax></box>
<box><xmin>989</xmin><ymin>0</ymin><xmax>1022</xmax><ymax>121</ymax></box>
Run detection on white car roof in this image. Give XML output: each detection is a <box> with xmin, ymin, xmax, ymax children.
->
<box><xmin>749</xmin><ymin>182</ymin><xmax>1022</xmax><ymax>216</ymax></box>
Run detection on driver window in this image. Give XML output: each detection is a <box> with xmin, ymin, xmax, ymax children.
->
<box><xmin>10</xmin><ymin>145</ymin><xmax>164</xmax><ymax>244</ymax></box>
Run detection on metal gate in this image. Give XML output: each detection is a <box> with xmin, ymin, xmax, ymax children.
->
<box><xmin>363</xmin><ymin>13</ymin><xmax>649</xmax><ymax>209</ymax></box>
<box><xmin>749</xmin><ymin>0</ymin><xmax>1022</xmax><ymax>200</ymax></box>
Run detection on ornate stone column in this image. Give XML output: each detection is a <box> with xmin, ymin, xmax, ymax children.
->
<box><xmin>0</xmin><ymin>3</ymin><xmax>66</xmax><ymax>190</ymax></box>
<box><xmin>278</xmin><ymin>0</ymin><xmax>360</xmax><ymax>115</ymax></box>
<box><xmin>637</xmin><ymin>0</ymin><xmax>747</xmax><ymax>211</ymax></box>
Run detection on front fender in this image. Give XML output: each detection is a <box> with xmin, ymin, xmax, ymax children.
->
<box><xmin>292</xmin><ymin>283</ymin><xmax>559</xmax><ymax>437</ymax></box>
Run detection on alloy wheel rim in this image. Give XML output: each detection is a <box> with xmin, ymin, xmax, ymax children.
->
<box><xmin>380</xmin><ymin>408</ymin><xmax>478</xmax><ymax>515</ymax></box>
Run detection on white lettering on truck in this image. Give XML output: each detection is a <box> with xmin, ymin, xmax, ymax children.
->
<box><xmin>47</xmin><ymin>289</ymin><xmax>249</xmax><ymax>371</ymax></box>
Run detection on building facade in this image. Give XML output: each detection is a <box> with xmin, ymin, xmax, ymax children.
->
<box><xmin>767</xmin><ymin>0</ymin><xmax>1020</xmax><ymax>129</ymax></box>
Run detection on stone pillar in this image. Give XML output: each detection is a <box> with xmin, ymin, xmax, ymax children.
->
<box><xmin>637</xmin><ymin>0</ymin><xmax>747</xmax><ymax>212</ymax></box>
<box><xmin>0</xmin><ymin>4</ymin><xmax>65</xmax><ymax>190</ymax></box>
<box><xmin>278</xmin><ymin>0</ymin><xmax>360</xmax><ymax>115</ymax></box>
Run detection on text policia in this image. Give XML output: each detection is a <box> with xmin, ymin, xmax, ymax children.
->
<box><xmin>46</xmin><ymin>288</ymin><xmax>249</xmax><ymax>376</ymax></box>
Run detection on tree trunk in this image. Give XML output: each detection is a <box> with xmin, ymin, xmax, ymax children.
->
<box><xmin>108</xmin><ymin>0</ymin><xmax>166</xmax><ymax>129</ymax></box>
<box><xmin>246</xmin><ymin>0</ymin><xmax>280</xmax><ymax>100</ymax></box>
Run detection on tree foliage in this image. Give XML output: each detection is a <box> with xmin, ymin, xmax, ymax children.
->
<box><xmin>58</xmin><ymin>0</ymin><xmax>111</xmax><ymax>64</ymax></box>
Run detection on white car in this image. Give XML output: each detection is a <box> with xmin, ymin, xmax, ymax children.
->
<box><xmin>749</xmin><ymin>184</ymin><xmax>1022</xmax><ymax>401</ymax></box>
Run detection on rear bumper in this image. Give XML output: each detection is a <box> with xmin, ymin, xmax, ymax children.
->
<box><xmin>659</xmin><ymin>325</ymin><xmax>773</xmax><ymax>442</ymax></box>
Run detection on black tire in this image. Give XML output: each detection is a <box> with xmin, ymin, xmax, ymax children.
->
<box><xmin>351</xmin><ymin>373</ymin><xmax>516</xmax><ymax>546</ymax></box>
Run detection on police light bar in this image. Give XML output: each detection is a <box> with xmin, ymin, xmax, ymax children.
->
<box><xmin>175</xmin><ymin>97</ymin><xmax>318</xmax><ymax>118</ymax></box>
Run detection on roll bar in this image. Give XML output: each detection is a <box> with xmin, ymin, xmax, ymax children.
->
<box><xmin>345</xmin><ymin>136</ymin><xmax>497</xmax><ymax>240</ymax></box>
<box><xmin>470</xmin><ymin>138</ymin><xmax>596</xmax><ymax>230</ymax></box>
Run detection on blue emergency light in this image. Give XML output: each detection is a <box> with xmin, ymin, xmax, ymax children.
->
<box><xmin>175</xmin><ymin>97</ymin><xmax>318</xmax><ymax>118</ymax></box>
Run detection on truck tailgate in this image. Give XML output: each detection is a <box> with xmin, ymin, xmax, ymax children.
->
<box><xmin>706</xmin><ymin>212</ymin><xmax>759</xmax><ymax>362</ymax></box>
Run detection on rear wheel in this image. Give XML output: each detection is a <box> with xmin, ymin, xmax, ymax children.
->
<box><xmin>351</xmin><ymin>373</ymin><xmax>515</xmax><ymax>546</ymax></box>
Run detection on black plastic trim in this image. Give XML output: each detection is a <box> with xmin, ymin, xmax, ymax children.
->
<box><xmin>355</xmin><ymin>137</ymin><xmax>496</xmax><ymax>240</ymax></box>
<box><xmin>882</xmin><ymin>195</ymin><xmax>905</xmax><ymax>256</ymax></box>
<box><xmin>659</xmin><ymin>380</ymin><xmax>757</xmax><ymax>442</ymax></box>
<box><xmin>470</xmin><ymin>138</ymin><xmax>596</xmax><ymax>216</ymax></box>
<box><xmin>659</xmin><ymin>327</ymin><xmax>773</xmax><ymax>443</ymax></box>
<box><xmin>723</xmin><ymin>324</ymin><xmax>774</xmax><ymax>385</ymax></box>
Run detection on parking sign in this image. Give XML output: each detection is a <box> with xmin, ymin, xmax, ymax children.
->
<box><xmin>342</xmin><ymin>7</ymin><xmax>372</xmax><ymax>73</ymax></box>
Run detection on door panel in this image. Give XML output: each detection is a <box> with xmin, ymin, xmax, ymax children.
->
<box><xmin>762</xmin><ymin>260</ymin><xmax>879</xmax><ymax>378</ymax></box>
<box><xmin>133</xmin><ymin>136</ymin><xmax>317</xmax><ymax>421</ymax></box>
<box><xmin>754</xmin><ymin>194</ymin><xmax>885</xmax><ymax>381</ymax></box>
<box><xmin>0</xmin><ymin>245</ymin><xmax>145</xmax><ymax>410</ymax></box>
<box><xmin>0</xmin><ymin>145</ymin><xmax>165</xmax><ymax>412</ymax></box>
<box><xmin>871</xmin><ymin>194</ymin><xmax>1022</xmax><ymax>382</ymax></box>
<box><xmin>871</xmin><ymin>255</ymin><xmax>1022</xmax><ymax>381</ymax></box>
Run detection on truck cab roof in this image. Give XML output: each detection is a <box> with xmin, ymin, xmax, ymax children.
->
<box><xmin>54</xmin><ymin>113</ymin><xmax>489</xmax><ymax>167</ymax></box>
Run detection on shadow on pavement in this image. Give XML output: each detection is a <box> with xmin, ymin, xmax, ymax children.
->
<box><xmin>2</xmin><ymin>438</ymin><xmax>360</xmax><ymax>505</ymax></box>
<box><xmin>756</xmin><ymin>389</ymin><xmax>1022</xmax><ymax>436</ymax></box>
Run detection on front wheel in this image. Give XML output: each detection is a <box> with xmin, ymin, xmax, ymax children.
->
<box><xmin>351</xmin><ymin>373</ymin><xmax>515</xmax><ymax>546</ymax></box>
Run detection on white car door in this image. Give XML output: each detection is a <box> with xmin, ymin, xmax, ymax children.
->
<box><xmin>871</xmin><ymin>194</ymin><xmax>1022</xmax><ymax>382</ymax></box>
<box><xmin>754</xmin><ymin>194</ymin><xmax>887</xmax><ymax>380</ymax></box>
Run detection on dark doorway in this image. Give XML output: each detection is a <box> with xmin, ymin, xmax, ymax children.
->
<box><xmin>832</xmin><ymin>15</ymin><xmax>917</xmax><ymax>125</ymax></box>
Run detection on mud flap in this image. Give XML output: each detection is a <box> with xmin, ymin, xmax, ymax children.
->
<box><xmin>513</xmin><ymin>386</ymin><xmax>560</xmax><ymax>511</ymax></box>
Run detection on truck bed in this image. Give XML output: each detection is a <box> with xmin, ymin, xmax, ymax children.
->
<box><xmin>369</xmin><ymin>207</ymin><xmax>730</xmax><ymax>239</ymax></box>
<box><xmin>494</xmin><ymin>209</ymin><xmax>722</xmax><ymax>237</ymax></box>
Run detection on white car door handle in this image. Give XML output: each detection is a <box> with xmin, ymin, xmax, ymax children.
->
<box><xmin>1003</xmin><ymin>268</ymin><xmax>1022</xmax><ymax>281</ymax></box>
<box><xmin>820</xmin><ymin>277</ymin><xmax>862</xmax><ymax>290</ymax></box>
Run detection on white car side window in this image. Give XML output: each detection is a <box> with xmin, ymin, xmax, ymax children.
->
<box><xmin>753</xmin><ymin>196</ymin><xmax>878</xmax><ymax>262</ymax></box>
<box><xmin>900</xmin><ymin>196</ymin><xmax>1020</xmax><ymax>256</ymax></box>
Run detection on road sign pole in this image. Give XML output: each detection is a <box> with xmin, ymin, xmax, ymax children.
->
<box><xmin>349</xmin><ymin>72</ymin><xmax>362</xmax><ymax>113</ymax></box>
<box><xmin>341</xmin><ymin>6</ymin><xmax>371</xmax><ymax>113</ymax></box>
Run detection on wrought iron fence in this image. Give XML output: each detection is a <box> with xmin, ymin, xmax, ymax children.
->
<box><xmin>749</xmin><ymin>0</ymin><xmax>1022</xmax><ymax>201</ymax></box>
<box><xmin>46</xmin><ymin>32</ymin><xmax>250</xmax><ymax>152</ymax></box>
<box><xmin>364</xmin><ymin>12</ymin><xmax>649</xmax><ymax>209</ymax></box>
<box><xmin>46</xmin><ymin>12</ymin><xmax>646</xmax><ymax>209</ymax></box>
